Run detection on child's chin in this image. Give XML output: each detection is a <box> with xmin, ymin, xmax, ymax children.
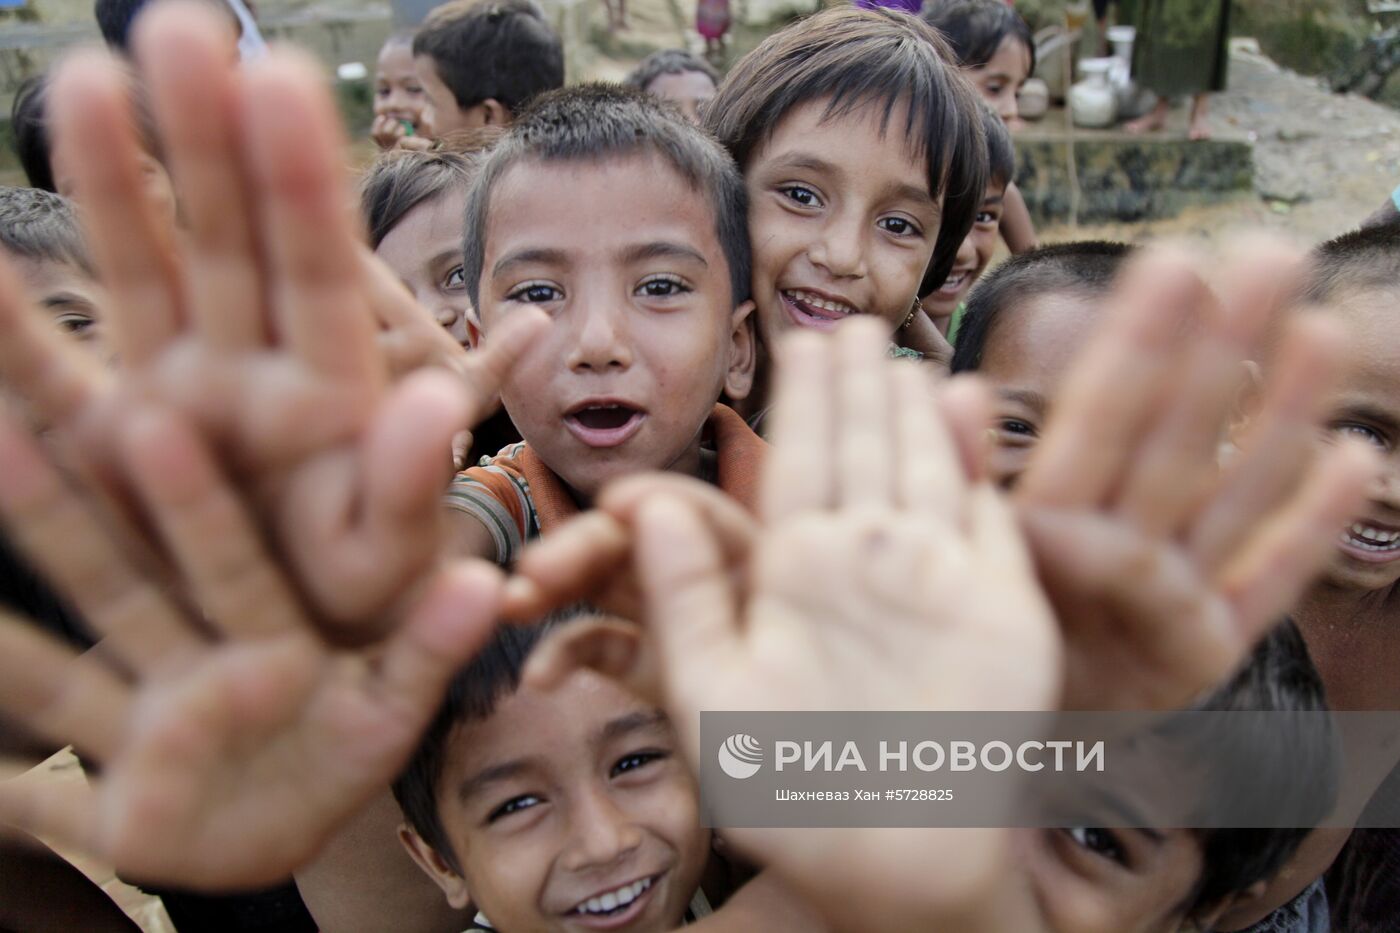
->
<box><xmin>1327</xmin><ymin>551</ymin><xmax>1400</xmax><ymax>593</ymax></box>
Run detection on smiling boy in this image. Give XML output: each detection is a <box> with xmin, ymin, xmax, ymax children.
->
<box><xmin>444</xmin><ymin>85</ymin><xmax>759</xmax><ymax>563</ymax></box>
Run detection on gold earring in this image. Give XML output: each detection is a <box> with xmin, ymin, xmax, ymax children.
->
<box><xmin>900</xmin><ymin>296</ymin><xmax>921</xmax><ymax>330</ymax></box>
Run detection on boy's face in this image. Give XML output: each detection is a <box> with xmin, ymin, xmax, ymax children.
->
<box><xmin>415</xmin><ymin>56</ymin><xmax>504</xmax><ymax>136</ymax></box>
<box><xmin>409</xmin><ymin>670</ymin><xmax>710</xmax><ymax>932</ymax></box>
<box><xmin>376</xmin><ymin>41</ymin><xmax>430</xmax><ymax>136</ymax></box>
<box><xmin>475</xmin><ymin>152</ymin><xmax>754</xmax><ymax>500</ymax></box>
<box><xmin>969</xmin><ymin>36</ymin><xmax>1032</xmax><ymax>124</ymax></box>
<box><xmin>643</xmin><ymin>71</ymin><xmax>716</xmax><ymax>126</ymax></box>
<box><xmin>975</xmin><ymin>291</ymin><xmax>1098</xmax><ymax>488</ymax></box>
<box><xmin>9</xmin><ymin>253</ymin><xmax>110</xmax><ymax>361</ymax></box>
<box><xmin>745</xmin><ymin>97</ymin><xmax>942</xmax><ymax>345</ymax></box>
<box><xmin>1312</xmin><ymin>287</ymin><xmax>1400</xmax><ymax>592</ymax></box>
<box><xmin>374</xmin><ymin>187</ymin><xmax>473</xmax><ymax>347</ymax></box>
<box><xmin>921</xmin><ymin>179</ymin><xmax>1007</xmax><ymax>329</ymax></box>
<box><xmin>1018</xmin><ymin>826</ymin><xmax>1212</xmax><ymax>933</ymax></box>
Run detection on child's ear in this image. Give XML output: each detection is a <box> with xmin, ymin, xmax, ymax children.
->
<box><xmin>480</xmin><ymin>99</ymin><xmax>510</xmax><ymax>127</ymax></box>
<box><xmin>398</xmin><ymin>823</ymin><xmax>472</xmax><ymax>911</ymax></box>
<box><xmin>1227</xmin><ymin>360</ymin><xmax>1264</xmax><ymax>449</ymax></box>
<box><xmin>723</xmin><ymin>300</ymin><xmax>758</xmax><ymax>403</ymax></box>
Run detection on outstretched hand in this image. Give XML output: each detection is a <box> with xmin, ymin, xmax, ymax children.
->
<box><xmin>1014</xmin><ymin>240</ymin><xmax>1379</xmax><ymax>710</ymax></box>
<box><xmin>0</xmin><ymin>400</ymin><xmax>503</xmax><ymax>890</ymax></box>
<box><xmin>0</xmin><ymin>5</ymin><xmax>544</xmax><ymax>641</ymax></box>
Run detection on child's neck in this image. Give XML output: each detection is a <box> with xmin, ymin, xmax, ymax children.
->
<box><xmin>1297</xmin><ymin>580</ymin><xmax>1400</xmax><ymax>711</ymax></box>
<box><xmin>560</xmin><ymin>443</ymin><xmax>712</xmax><ymax>511</ymax></box>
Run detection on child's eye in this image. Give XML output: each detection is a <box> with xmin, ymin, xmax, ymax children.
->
<box><xmin>1066</xmin><ymin>827</ymin><xmax>1128</xmax><ymax>866</ymax></box>
<box><xmin>488</xmin><ymin>794</ymin><xmax>542</xmax><ymax>823</ymax></box>
<box><xmin>53</xmin><ymin>312</ymin><xmax>95</xmax><ymax>335</ymax></box>
<box><xmin>1334</xmin><ymin>423</ymin><xmax>1387</xmax><ymax>449</ymax></box>
<box><xmin>507</xmin><ymin>282</ymin><xmax>563</xmax><ymax>303</ymax></box>
<box><xmin>877</xmin><ymin>216</ymin><xmax>922</xmax><ymax>237</ymax></box>
<box><xmin>612</xmin><ymin>750</ymin><xmax>666</xmax><ymax>777</ymax></box>
<box><xmin>779</xmin><ymin>185</ymin><xmax>822</xmax><ymax>208</ymax></box>
<box><xmin>444</xmin><ymin>266</ymin><xmax>466</xmax><ymax>290</ymax></box>
<box><xmin>975</xmin><ymin>211</ymin><xmax>999</xmax><ymax>226</ymax></box>
<box><xmin>1000</xmin><ymin>418</ymin><xmax>1036</xmax><ymax>438</ymax></box>
<box><xmin>635</xmin><ymin>275</ymin><xmax>691</xmax><ymax>299</ymax></box>
<box><xmin>375</xmin><ymin>84</ymin><xmax>390</xmax><ymax>98</ymax></box>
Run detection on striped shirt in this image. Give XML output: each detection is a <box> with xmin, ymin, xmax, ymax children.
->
<box><xmin>445</xmin><ymin>404</ymin><xmax>765</xmax><ymax>565</ymax></box>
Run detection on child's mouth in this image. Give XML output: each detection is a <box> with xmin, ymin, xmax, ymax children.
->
<box><xmin>567</xmin><ymin>874</ymin><xmax>657</xmax><ymax>929</ymax></box>
<box><xmin>780</xmin><ymin>289</ymin><xmax>859</xmax><ymax>331</ymax></box>
<box><xmin>563</xmin><ymin>402</ymin><xmax>647</xmax><ymax>448</ymax></box>
<box><xmin>938</xmin><ymin>270</ymin><xmax>971</xmax><ymax>295</ymax></box>
<box><xmin>1338</xmin><ymin>521</ymin><xmax>1400</xmax><ymax>563</ymax></box>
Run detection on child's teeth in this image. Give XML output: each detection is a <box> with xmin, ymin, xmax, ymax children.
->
<box><xmin>600</xmin><ymin>892</ymin><xmax>618</xmax><ymax>911</ymax></box>
<box><xmin>1344</xmin><ymin>522</ymin><xmax>1400</xmax><ymax>548</ymax></box>
<box><xmin>576</xmin><ymin>878</ymin><xmax>650</xmax><ymax>915</ymax></box>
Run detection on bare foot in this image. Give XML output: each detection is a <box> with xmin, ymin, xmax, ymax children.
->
<box><xmin>1125</xmin><ymin>101</ymin><xmax>1169</xmax><ymax>134</ymax></box>
<box><xmin>1188</xmin><ymin>115</ymin><xmax>1212</xmax><ymax>141</ymax></box>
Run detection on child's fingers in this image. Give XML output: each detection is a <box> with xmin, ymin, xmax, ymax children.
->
<box><xmin>0</xmin><ymin>780</ymin><xmax>102</xmax><ymax>869</ymax></box>
<box><xmin>453</xmin><ymin>306</ymin><xmax>550</xmax><ymax>423</ymax></box>
<box><xmin>504</xmin><ymin>511</ymin><xmax>630</xmax><ymax>621</ymax></box>
<box><xmin>118</xmin><ymin>407</ymin><xmax>306</xmax><ymax>640</ymax></box>
<box><xmin>1219</xmin><ymin>439</ymin><xmax>1380</xmax><ymax>633</ymax></box>
<box><xmin>0</xmin><ymin>613</ymin><xmax>131</xmax><ymax>762</ymax></box>
<box><xmin>762</xmin><ymin>331</ymin><xmax>834</xmax><ymax>522</ymax></box>
<box><xmin>241</xmin><ymin>53</ymin><xmax>380</xmax><ymax>385</ymax></box>
<box><xmin>634</xmin><ymin>494</ymin><xmax>737</xmax><ymax>701</ymax></box>
<box><xmin>0</xmin><ymin>404</ymin><xmax>203</xmax><ymax>674</ymax></box>
<box><xmin>598</xmin><ymin>472</ymin><xmax>757</xmax><ymax>566</ymax></box>
<box><xmin>134</xmin><ymin>5</ymin><xmax>266</xmax><ymax>351</ymax></box>
<box><xmin>937</xmin><ymin>374</ymin><xmax>993</xmax><ymax>487</ymax></box>
<box><xmin>376</xmin><ymin>561</ymin><xmax>506</xmax><ymax>732</ymax></box>
<box><xmin>1017</xmin><ymin>247</ymin><xmax>1203</xmax><ymax>509</ymax></box>
<box><xmin>48</xmin><ymin>51</ymin><xmax>184</xmax><ymax>367</ymax></box>
<box><xmin>522</xmin><ymin>618</ymin><xmax>662</xmax><ymax>704</ymax></box>
<box><xmin>890</xmin><ymin>363</ymin><xmax>964</xmax><ymax>522</ymax></box>
<box><xmin>0</xmin><ymin>252</ymin><xmax>104</xmax><ymax>426</ymax></box>
<box><xmin>1189</xmin><ymin>318</ymin><xmax>1340</xmax><ymax>569</ymax></box>
<box><xmin>836</xmin><ymin>317</ymin><xmax>897</xmax><ymax>508</ymax></box>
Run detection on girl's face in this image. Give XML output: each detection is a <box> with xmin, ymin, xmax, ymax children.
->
<box><xmin>969</xmin><ymin>36</ymin><xmax>1032</xmax><ymax>123</ymax></box>
<box><xmin>922</xmin><ymin>179</ymin><xmax>1007</xmax><ymax>329</ymax></box>
<box><xmin>745</xmin><ymin>97</ymin><xmax>941</xmax><ymax>346</ymax></box>
<box><xmin>374</xmin><ymin>187</ymin><xmax>474</xmax><ymax>347</ymax></box>
<box><xmin>375</xmin><ymin>40</ymin><xmax>430</xmax><ymax>135</ymax></box>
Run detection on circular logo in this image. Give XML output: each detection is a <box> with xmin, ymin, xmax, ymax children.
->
<box><xmin>718</xmin><ymin>733</ymin><xmax>763</xmax><ymax>779</ymax></box>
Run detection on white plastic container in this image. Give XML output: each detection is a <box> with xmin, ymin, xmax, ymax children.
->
<box><xmin>1070</xmin><ymin>58</ymin><xmax>1118</xmax><ymax>128</ymax></box>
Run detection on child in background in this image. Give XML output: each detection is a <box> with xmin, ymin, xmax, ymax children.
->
<box><xmin>624</xmin><ymin>50</ymin><xmax>719</xmax><ymax>125</ymax></box>
<box><xmin>950</xmin><ymin>241</ymin><xmax>1133</xmax><ymax>486</ymax></box>
<box><xmin>0</xmin><ymin>186</ymin><xmax>108</xmax><ymax>361</ymax></box>
<box><xmin>412</xmin><ymin>0</ymin><xmax>564</xmax><ymax>136</ymax></box>
<box><xmin>921</xmin><ymin>101</ymin><xmax>1015</xmax><ymax>341</ymax></box>
<box><xmin>359</xmin><ymin>140</ymin><xmax>523</xmax><ymax>465</ymax></box>
<box><xmin>371</xmin><ymin>31</ymin><xmax>433</xmax><ymax>150</ymax></box>
<box><xmin>922</xmin><ymin>0</ymin><xmax>1038</xmax><ymax>254</ymax></box>
<box><xmin>444</xmin><ymin>85</ymin><xmax>761</xmax><ymax>565</ymax></box>
<box><xmin>703</xmin><ymin>7</ymin><xmax>986</xmax><ymax>396</ymax></box>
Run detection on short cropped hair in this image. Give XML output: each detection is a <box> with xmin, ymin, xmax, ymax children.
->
<box><xmin>413</xmin><ymin>0</ymin><xmax>564</xmax><ymax>116</ymax></box>
<box><xmin>1184</xmin><ymin>619</ymin><xmax>1334</xmax><ymax>918</ymax></box>
<box><xmin>1303</xmin><ymin>218</ymin><xmax>1400</xmax><ymax>306</ymax></box>
<box><xmin>360</xmin><ymin>130</ymin><xmax>504</xmax><ymax>249</ymax></box>
<box><xmin>463</xmin><ymin>83</ymin><xmax>751</xmax><ymax>309</ymax></box>
<box><xmin>980</xmin><ymin>100</ymin><xmax>1015</xmax><ymax>190</ymax></box>
<box><xmin>624</xmin><ymin>49</ymin><xmax>720</xmax><ymax>92</ymax></box>
<box><xmin>922</xmin><ymin>0</ymin><xmax>1037</xmax><ymax>76</ymax></box>
<box><xmin>392</xmin><ymin>610</ymin><xmax>587</xmax><ymax>873</ymax></box>
<box><xmin>704</xmin><ymin>7</ymin><xmax>987</xmax><ymax>297</ymax></box>
<box><xmin>0</xmin><ymin>186</ymin><xmax>94</xmax><ymax>276</ymax></box>
<box><xmin>951</xmin><ymin>240</ymin><xmax>1133</xmax><ymax>372</ymax></box>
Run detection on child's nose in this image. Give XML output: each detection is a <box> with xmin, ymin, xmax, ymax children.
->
<box><xmin>559</xmin><ymin>790</ymin><xmax>644</xmax><ymax>872</ymax></box>
<box><xmin>954</xmin><ymin>232</ymin><xmax>978</xmax><ymax>269</ymax></box>
<box><xmin>566</xmin><ymin>299</ymin><xmax>632</xmax><ymax>372</ymax></box>
<box><xmin>809</xmin><ymin>212</ymin><xmax>868</xmax><ymax>280</ymax></box>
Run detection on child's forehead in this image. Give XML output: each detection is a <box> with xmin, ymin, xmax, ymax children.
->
<box><xmin>760</xmin><ymin>96</ymin><xmax>928</xmax><ymax>175</ymax></box>
<box><xmin>1324</xmin><ymin>289</ymin><xmax>1400</xmax><ymax>389</ymax></box>
<box><xmin>485</xmin><ymin>153</ymin><xmax>723</xmax><ymax>261</ymax></box>
<box><xmin>5</xmin><ymin>251</ymin><xmax>96</xmax><ymax>296</ymax></box>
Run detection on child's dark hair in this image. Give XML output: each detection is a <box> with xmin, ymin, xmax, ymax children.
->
<box><xmin>979</xmin><ymin>100</ymin><xmax>1014</xmax><ymax>190</ymax></box>
<box><xmin>0</xmin><ymin>186</ymin><xmax>94</xmax><ymax>276</ymax></box>
<box><xmin>1180</xmin><ymin>619</ymin><xmax>1334</xmax><ymax>919</ymax></box>
<box><xmin>463</xmin><ymin>83</ymin><xmax>751</xmax><ymax>308</ymax></box>
<box><xmin>703</xmin><ymin>7</ymin><xmax>987</xmax><ymax>297</ymax></box>
<box><xmin>360</xmin><ymin>145</ymin><xmax>491</xmax><ymax>250</ymax></box>
<box><xmin>413</xmin><ymin>0</ymin><xmax>564</xmax><ymax>117</ymax></box>
<box><xmin>392</xmin><ymin>609</ymin><xmax>589</xmax><ymax>872</ymax></box>
<box><xmin>1303</xmin><ymin>217</ymin><xmax>1400</xmax><ymax>305</ymax></box>
<box><xmin>922</xmin><ymin>0</ymin><xmax>1036</xmax><ymax>75</ymax></box>
<box><xmin>624</xmin><ymin>49</ymin><xmax>720</xmax><ymax>93</ymax></box>
<box><xmin>11</xmin><ymin>77</ymin><xmax>55</xmax><ymax>193</ymax></box>
<box><xmin>950</xmin><ymin>240</ymin><xmax>1133</xmax><ymax>372</ymax></box>
<box><xmin>95</xmin><ymin>0</ymin><xmax>238</xmax><ymax>51</ymax></box>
